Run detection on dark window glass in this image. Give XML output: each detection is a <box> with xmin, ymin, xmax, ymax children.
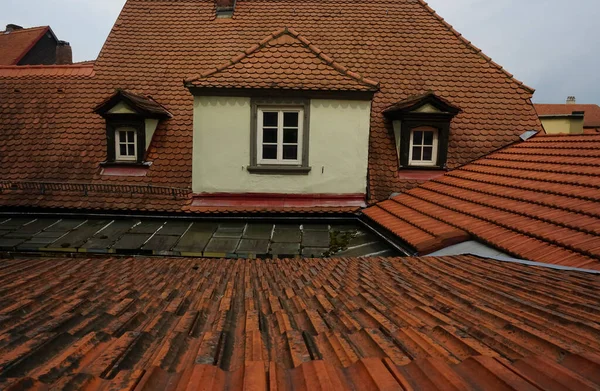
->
<box><xmin>263</xmin><ymin>145</ymin><xmax>277</xmax><ymax>159</ymax></box>
<box><xmin>283</xmin><ymin>112</ymin><xmax>299</xmax><ymax>128</ymax></box>
<box><xmin>412</xmin><ymin>146</ymin><xmax>422</xmax><ymax>161</ymax></box>
<box><xmin>263</xmin><ymin>128</ymin><xmax>277</xmax><ymax>143</ymax></box>
<box><xmin>424</xmin><ymin>131</ymin><xmax>434</xmax><ymax>145</ymax></box>
<box><xmin>263</xmin><ymin>112</ymin><xmax>278</xmax><ymax>127</ymax></box>
<box><xmin>283</xmin><ymin>145</ymin><xmax>298</xmax><ymax>160</ymax></box>
<box><xmin>413</xmin><ymin>130</ymin><xmax>423</xmax><ymax>145</ymax></box>
<box><xmin>422</xmin><ymin>146</ymin><xmax>433</xmax><ymax>161</ymax></box>
<box><xmin>283</xmin><ymin>129</ymin><xmax>298</xmax><ymax>143</ymax></box>
<box><xmin>120</xmin><ymin>144</ymin><xmax>127</xmax><ymax>156</ymax></box>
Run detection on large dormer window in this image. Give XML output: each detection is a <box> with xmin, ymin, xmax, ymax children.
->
<box><xmin>384</xmin><ymin>92</ymin><xmax>461</xmax><ymax>170</ymax></box>
<box><xmin>94</xmin><ymin>89</ymin><xmax>172</xmax><ymax>165</ymax></box>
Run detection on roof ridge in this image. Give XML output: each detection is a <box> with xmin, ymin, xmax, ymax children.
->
<box><xmin>0</xmin><ymin>64</ymin><xmax>94</xmax><ymax>69</ymax></box>
<box><xmin>1</xmin><ymin>25</ymin><xmax>49</xmax><ymax>34</ymax></box>
<box><xmin>185</xmin><ymin>27</ymin><xmax>379</xmax><ymax>88</ymax></box>
<box><xmin>417</xmin><ymin>0</ymin><xmax>535</xmax><ymax>94</ymax></box>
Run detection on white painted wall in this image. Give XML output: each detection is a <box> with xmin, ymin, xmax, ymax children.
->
<box><xmin>192</xmin><ymin>96</ymin><xmax>371</xmax><ymax>194</ymax></box>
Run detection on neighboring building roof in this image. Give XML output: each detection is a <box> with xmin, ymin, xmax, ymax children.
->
<box><xmin>186</xmin><ymin>28</ymin><xmax>379</xmax><ymax>92</ymax></box>
<box><xmin>0</xmin><ymin>0</ymin><xmax>543</xmax><ymax>214</ymax></box>
<box><xmin>363</xmin><ymin>133</ymin><xmax>600</xmax><ymax>270</ymax></box>
<box><xmin>0</xmin><ymin>26</ymin><xmax>50</xmax><ymax>65</ymax></box>
<box><xmin>536</xmin><ymin>103</ymin><xmax>600</xmax><ymax>128</ymax></box>
<box><xmin>1</xmin><ymin>255</ymin><xmax>599</xmax><ymax>389</ymax></box>
<box><xmin>0</xmin><ymin>64</ymin><xmax>94</xmax><ymax>78</ymax></box>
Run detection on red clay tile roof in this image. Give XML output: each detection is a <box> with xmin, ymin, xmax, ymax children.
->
<box><xmin>186</xmin><ymin>28</ymin><xmax>379</xmax><ymax>92</ymax></box>
<box><xmin>364</xmin><ymin>133</ymin><xmax>600</xmax><ymax>270</ymax></box>
<box><xmin>536</xmin><ymin>103</ymin><xmax>600</xmax><ymax>128</ymax></box>
<box><xmin>1</xmin><ymin>255</ymin><xmax>599</xmax><ymax>389</ymax></box>
<box><xmin>0</xmin><ymin>26</ymin><xmax>49</xmax><ymax>65</ymax></box>
<box><xmin>0</xmin><ymin>0</ymin><xmax>542</xmax><ymax>214</ymax></box>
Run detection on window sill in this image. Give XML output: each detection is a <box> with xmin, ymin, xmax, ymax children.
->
<box><xmin>400</xmin><ymin>165</ymin><xmax>446</xmax><ymax>171</ymax></box>
<box><xmin>99</xmin><ymin>161</ymin><xmax>152</xmax><ymax>168</ymax></box>
<box><xmin>247</xmin><ymin>165</ymin><xmax>312</xmax><ymax>175</ymax></box>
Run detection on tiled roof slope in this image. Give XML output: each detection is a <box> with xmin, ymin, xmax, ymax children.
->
<box><xmin>186</xmin><ymin>28</ymin><xmax>379</xmax><ymax>91</ymax></box>
<box><xmin>0</xmin><ymin>0</ymin><xmax>542</xmax><ymax>213</ymax></box>
<box><xmin>364</xmin><ymin>134</ymin><xmax>600</xmax><ymax>270</ymax></box>
<box><xmin>0</xmin><ymin>26</ymin><xmax>48</xmax><ymax>65</ymax></box>
<box><xmin>536</xmin><ymin>103</ymin><xmax>600</xmax><ymax>128</ymax></box>
<box><xmin>1</xmin><ymin>255</ymin><xmax>600</xmax><ymax>390</ymax></box>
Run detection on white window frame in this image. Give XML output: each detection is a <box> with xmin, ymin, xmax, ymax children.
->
<box><xmin>257</xmin><ymin>107</ymin><xmax>303</xmax><ymax>165</ymax></box>
<box><xmin>115</xmin><ymin>127</ymin><xmax>138</xmax><ymax>162</ymax></box>
<box><xmin>409</xmin><ymin>126</ymin><xmax>438</xmax><ymax>166</ymax></box>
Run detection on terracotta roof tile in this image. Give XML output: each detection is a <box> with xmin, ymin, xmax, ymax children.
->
<box><xmin>1</xmin><ymin>255</ymin><xmax>600</xmax><ymax>389</ymax></box>
<box><xmin>0</xmin><ymin>0</ymin><xmax>543</xmax><ymax>212</ymax></box>
<box><xmin>0</xmin><ymin>26</ymin><xmax>49</xmax><ymax>65</ymax></box>
<box><xmin>536</xmin><ymin>103</ymin><xmax>600</xmax><ymax>128</ymax></box>
<box><xmin>364</xmin><ymin>133</ymin><xmax>600</xmax><ymax>270</ymax></box>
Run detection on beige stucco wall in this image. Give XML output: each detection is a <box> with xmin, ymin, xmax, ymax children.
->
<box><xmin>540</xmin><ymin>117</ymin><xmax>584</xmax><ymax>134</ymax></box>
<box><xmin>192</xmin><ymin>96</ymin><xmax>371</xmax><ymax>194</ymax></box>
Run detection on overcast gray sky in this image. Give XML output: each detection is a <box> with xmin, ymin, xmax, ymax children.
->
<box><xmin>2</xmin><ymin>0</ymin><xmax>599</xmax><ymax>103</ymax></box>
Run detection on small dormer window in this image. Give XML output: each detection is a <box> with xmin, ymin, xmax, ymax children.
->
<box><xmin>384</xmin><ymin>92</ymin><xmax>461</xmax><ymax>170</ymax></box>
<box><xmin>115</xmin><ymin>127</ymin><xmax>138</xmax><ymax>161</ymax></box>
<box><xmin>94</xmin><ymin>89</ymin><xmax>172</xmax><ymax>165</ymax></box>
<box><xmin>409</xmin><ymin>127</ymin><xmax>438</xmax><ymax>166</ymax></box>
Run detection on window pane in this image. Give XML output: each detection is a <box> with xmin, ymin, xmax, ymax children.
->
<box><xmin>283</xmin><ymin>128</ymin><xmax>298</xmax><ymax>143</ymax></box>
<box><xmin>422</xmin><ymin>146</ymin><xmax>433</xmax><ymax>161</ymax></box>
<box><xmin>412</xmin><ymin>146</ymin><xmax>422</xmax><ymax>161</ymax></box>
<box><xmin>262</xmin><ymin>145</ymin><xmax>277</xmax><ymax>159</ymax></box>
<box><xmin>127</xmin><ymin>143</ymin><xmax>135</xmax><ymax>156</ymax></box>
<box><xmin>263</xmin><ymin>112</ymin><xmax>278</xmax><ymax>127</ymax></box>
<box><xmin>263</xmin><ymin>128</ymin><xmax>277</xmax><ymax>143</ymax></box>
<box><xmin>413</xmin><ymin>131</ymin><xmax>423</xmax><ymax>145</ymax></box>
<box><xmin>424</xmin><ymin>131</ymin><xmax>434</xmax><ymax>146</ymax></box>
<box><xmin>120</xmin><ymin>144</ymin><xmax>127</xmax><ymax>156</ymax></box>
<box><xmin>283</xmin><ymin>145</ymin><xmax>298</xmax><ymax>160</ymax></box>
<box><xmin>283</xmin><ymin>112</ymin><xmax>299</xmax><ymax>127</ymax></box>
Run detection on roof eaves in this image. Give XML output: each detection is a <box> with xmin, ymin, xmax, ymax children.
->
<box><xmin>418</xmin><ymin>0</ymin><xmax>535</xmax><ymax>94</ymax></box>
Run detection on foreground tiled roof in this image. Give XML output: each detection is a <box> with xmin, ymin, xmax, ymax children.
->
<box><xmin>0</xmin><ymin>26</ymin><xmax>49</xmax><ymax>65</ymax></box>
<box><xmin>364</xmin><ymin>134</ymin><xmax>600</xmax><ymax>270</ymax></box>
<box><xmin>0</xmin><ymin>0</ymin><xmax>543</xmax><ymax>214</ymax></box>
<box><xmin>536</xmin><ymin>103</ymin><xmax>600</xmax><ymax>128</ymax></box>
<box><xmin>186</xmin><ymin>28</ymin><xmax>379</xmax><ymax>92</ymax></box>
<box><xmin>1</xmin><ymin>255</ymin><xmax>599</xmax><ymax>390</ymax></box>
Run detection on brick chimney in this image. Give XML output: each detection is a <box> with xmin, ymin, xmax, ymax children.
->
<box><xmin>215</xmin><ymin>0</ymin><xmax>236</xmax><ymax>18</ymax></box>
<box><xmin>566</xmin><ymin>96</ymin><xmax>576</xmax><ymax>104</ymax></box>
<box><xmin>56</xmin><ymin>41</ymin><xmax>73</xmax><ymax>65</ymax></box>
<box><xmin>5</xmin><ymin>24</ymin><xmax>23</xmax><ymax>33</ymax></box>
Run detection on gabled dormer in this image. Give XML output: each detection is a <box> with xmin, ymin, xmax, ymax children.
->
<box><xmin>94</xmin><ymin>89</ymin><xmax>172</xmax><ymax>165</ymax></box>
<box><xmin>384</xmin><ymin>92</ymin><xmax>461</xmax><ymax>169</ymax></box>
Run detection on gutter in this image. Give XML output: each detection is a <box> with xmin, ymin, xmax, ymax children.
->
<box><xmin>467</xmin><ymin>253</ymin><xmax>600</xmax><ymax>275</ymax></box>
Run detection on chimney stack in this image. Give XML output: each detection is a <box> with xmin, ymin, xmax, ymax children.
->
<box><xmin>5</xmin><ymin>24</ymin><xmax>23</xmax><ymax>33</ymax></box>
<box><xmin>566</xmin><ymin>96</ymin><xmax>576</xmax><ymax>104</ymax></box>
<box><xmin>56</xmin><ymin>41</ymin><xmax>73</xmax><ymax>65</ymax></box>
<box><xmin>215</xmin><ymin>0</ymin><xmax>236</xmax><ymax>18</ymax></box>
